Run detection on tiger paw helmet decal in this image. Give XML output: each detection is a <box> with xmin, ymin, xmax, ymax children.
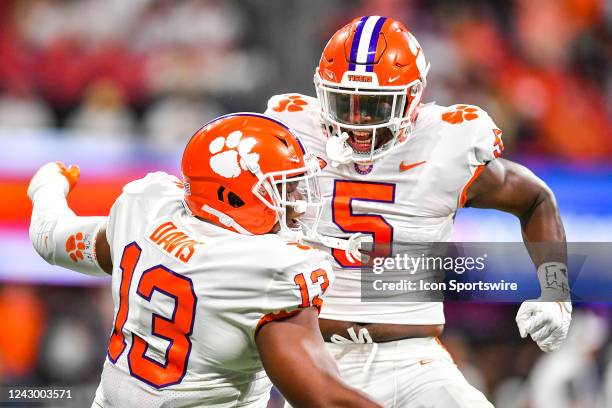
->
<box><xmin>208</xmin><ymin>131</ymin><xmax>259</xmax><ymax>178</ymax></box>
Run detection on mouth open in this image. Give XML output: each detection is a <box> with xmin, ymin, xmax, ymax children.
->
<box><xmin>347</xmin><ymin>130</ymin><xmax>373</xmax><ymax>153</ymax></box>
<box><xmin>344</xmin><ymin>127</ymin><xmax>395</xmax><ymax>155</ymax></box>
<box><xmin>288</xmin><ymin>217</ymin><xmax>301</xmax><ymax>229</ymax></box>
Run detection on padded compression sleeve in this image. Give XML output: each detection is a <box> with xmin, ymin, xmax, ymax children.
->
<box><xmin>29</xmin><ymin>183</ymin><xmax>108</xmax><ymax>276</ymax></box>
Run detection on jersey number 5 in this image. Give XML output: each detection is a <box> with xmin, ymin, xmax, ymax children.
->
<box><xmin>108</xmin><ymin>242</ymin><xmax>197</xmax><ymax>388</ymax></box>
<box><xmin>332</xmin><ymin>180</ymin><xmax>395</xmax><ymax>267</ymax></box>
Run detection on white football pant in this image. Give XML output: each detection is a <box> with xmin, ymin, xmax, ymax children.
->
<box><xmin>288</xmin><ymin>335</ymin><xmax>494</xmax><ymax>408</ymax></box>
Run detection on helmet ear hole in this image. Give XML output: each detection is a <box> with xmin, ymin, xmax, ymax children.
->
<box><xmin>228</xmin><ymin>192</ymin><xmax>245</xmax><ymax>208</ymax></box>
<box><xmin>217</xmin><ymin>186</ymin><xmax>226</xmax><ymax>202</ymax></box>
<box><xmin>217</xmin><ymin>186</ymin><xmax>245</xmax><ymax>208</ymax></box>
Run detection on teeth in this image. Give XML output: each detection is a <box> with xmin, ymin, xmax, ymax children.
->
<box><xmin>351</xmin><ymin>132</ymin><xmax>372</xmax><ymax>143</ymax></box>
<box><xmin>347</xmin><ymin>131</ymin><xmax>373</xmax><ymax>152</ymax></box>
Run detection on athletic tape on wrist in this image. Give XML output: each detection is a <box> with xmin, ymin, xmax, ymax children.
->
<box><xmin>536</xmin><ymin>261</ymin><xmax>570</xmax><ymax>301</ymax></box>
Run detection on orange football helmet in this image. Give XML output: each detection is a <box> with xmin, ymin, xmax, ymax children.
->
<box><xmin>314</xmin><ymin>16</ymin><xmax>429</xmax><ymax>163</ymax></box>
<box><xmin>181</xmin><ymin>113</ymin><xmax>322</xmax><ymax>235</ymax></box>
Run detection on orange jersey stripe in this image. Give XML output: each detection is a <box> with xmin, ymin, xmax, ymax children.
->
<box><xmin>459</xmin><ymin>165</ymin><xmax>485</xmax><ymax>208</ymax></box>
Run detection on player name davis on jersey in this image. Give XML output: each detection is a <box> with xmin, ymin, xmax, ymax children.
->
<box><xmin>146</xmin><ymin>218</ymin><xmax>202</xmax><ymax>263</ymax></box>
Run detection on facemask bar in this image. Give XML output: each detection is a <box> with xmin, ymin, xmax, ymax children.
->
<box><xmin>251</xmin><ymin>153</ymin><xmax>324</xmax><ymax>238</ymax></box>
<box><xmin>315</xmin><ymin>70</ymin><xmax>425</xmax><ymax>164</ymax></box>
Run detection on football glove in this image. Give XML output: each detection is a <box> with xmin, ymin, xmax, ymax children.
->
<box><xmin>516</xmin><ymin>300</ymin><xmax>572</xmax><ymax>352</ymax></box>
<box><xmin>326</xmin><ymin>132</ymin><xmax>352</xmax><ymax>167</ymax></box>
<box><xmin>27</xmin><ymin>161</ymin><xmax>80</xmax><ymax>201</ymax></box>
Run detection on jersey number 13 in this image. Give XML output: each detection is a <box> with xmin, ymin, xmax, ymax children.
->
<box><xmin>107</xmin><ymin>242</ymin><xmax>197</xmax><ymax>388</ymax></box>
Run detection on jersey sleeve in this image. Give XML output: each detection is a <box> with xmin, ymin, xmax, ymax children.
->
<box><xmin>254</xmin><ymin>242</ymin><xmax>335</xmax><ymax>335</ymax></box>
<box><xmin>471</xmin><ymin>108</ymin><xmax>504</xmax><ymax>165</ymax></box>
<box><xmin>447</xmin><ymin>106</ymin><xmax>504</xmax><ymax>208</ymax></box>
<box><xmin>264</xmin><ymin>94</ymin><xmax>319</xmax><ymax>132</ymax></box>
<box><xmin>106</xmin><ymin>172</ymin><xmax>184</xmax><ymax>257</ymax></box>
<box><xmin>264</xmin><ymin>93</ymin><xmax>314</xmax><ymax>117</ymax></box>
<box><xmin>119</xmin><ymin>171</ymin><xmax>184</xmax><ymax>197</ymax></box>
<box><xmin>264</xmin><ymin>93</ymin><xmax>327</xmax><ymax>157</ymax></box>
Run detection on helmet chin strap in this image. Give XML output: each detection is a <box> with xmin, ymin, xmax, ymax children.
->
<box><xmin>296</xmin><ymin>218</ymin><xmax>371</xmax><ymax>263</ymax></box>
<box><xmin>277</xmin><ymin>225</ymin><xmax>304</xmax><ymax>242</ymax></box>
<box><xmin>182</xmin><ymin>198</ymin><xmax>255</xmax><ymax>235</ymax></box>
<box><xmin>201</xmin><ymin>204</ymin><xmax>254</xmax><ymax>235</ymax></box>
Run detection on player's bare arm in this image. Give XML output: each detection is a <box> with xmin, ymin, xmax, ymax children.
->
<box><xmin>465</xmin><ymin>158</ymin><xmax>565</xmax><ymax>255</ymax></box>
<box><xmin>95</xmin><ymin>226</ymin><xmax>112</xmax><ymax>274</ymax></box>
<box><xmin>256</xmin><ymin>307</ymin><xmax>382</xmax><ymax>408</ymax></box>
<box><xmin>465</xmin><ymin>158</ymin><xmax>572</xmax><ymax>352</ymax></box>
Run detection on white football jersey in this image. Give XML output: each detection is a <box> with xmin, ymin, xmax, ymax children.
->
<box><xmin>265</xmin><ymin>94</ymin><xmax>502</xmax><ymax>325</ymax></box>
<box><xmin>94</xmin><ymin>172</ymin><xmax>334</xmax><ymax>408</ymax></box>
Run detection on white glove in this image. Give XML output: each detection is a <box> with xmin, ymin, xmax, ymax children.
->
<box><xmin>28</xmin><ymin>162</ymin><xmax>80</xmax><ymax>201</ymax></box>
<box><xmin>516</xmin><ymin>300</ymin><xmax>572</xmax><ymax>352</ymax></box>
<box><xmin>325</xmin><ymin>132</ymin><xmax>352</xmax><ymax>167</ymax></box>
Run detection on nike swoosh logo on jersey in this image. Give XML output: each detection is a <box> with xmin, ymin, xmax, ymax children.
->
<box><xmin>388</xmin><ymin>75</ymin><xmax>401</xmax><ymax>83</ymax></box>
<box><xmin>399</xmin><ymin>160</ymin><xmax>426</xmax><ymax>172</ymax></box>
<box><xmin>419</xmin><ymin>359</ymin><xmax>434</xmax><ymax>366</ymax></box>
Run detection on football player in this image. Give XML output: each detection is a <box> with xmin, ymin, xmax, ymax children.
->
<box><xmin>28</xmin><ymin>113</ymin><xmax>381</xmax><ymax>408</ymax></box>
<box><xmin>263</xmin><ymin>16</ymin><xmax>572</xmax><ymax>407</ymax></box>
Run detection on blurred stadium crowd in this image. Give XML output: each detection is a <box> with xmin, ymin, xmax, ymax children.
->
<box><xmin>0</xmin><ymin>0</ymin><xmax>611</xmax><ymax>407</ymax></box>
<box><xmin>0</xmin><ymin>0</ymin><xmax>609</xmax><ymax>156</ymax></box>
